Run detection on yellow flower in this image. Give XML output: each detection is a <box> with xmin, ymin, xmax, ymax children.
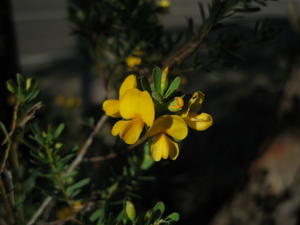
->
<box><xmin>146</xmin><ymin>115</ymin><xmax>188</xmax><ymax>161</ymax></box>
<box><xmin>56</xmin><ymin>201</ymin><xmax>84</xmax><ymax>219</ymax></box>
<box><xmin>103</xmin><ymin>74</ymin><xmax>154</xmax><ymax>144</ymax></box>
<box><xmin>126</xmin><ymin>56</ymin><xmax>142</xmax><ymax>68</ymax></box>
<box><xmin>158</xmin><ymin>0</ymin><xmax>171</xmax><ymax>8</ymax></box>
<box><xmin>112</xmin><ymin>88</ymin><xmax>155</xmax><ymax>144</ymax></box>
<box><xmin>181</xmin><ymin>91</ymin><xmax>213</xmax><ymax>131</ymax></box>
<box><xmin>102</xmin><ymin>74</ymin><xmax>137</xmax><ymax>118</ymax></box>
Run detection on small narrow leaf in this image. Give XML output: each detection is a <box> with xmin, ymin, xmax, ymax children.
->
<box><xmin>16</xmin><ymin>73</ymin><xmax>24</xmax><ymax>87</ymax></box>
<box><xmin>164</xmin><ymin>77</ymin><xmax>181</xmax><ymax>99</ymax></box>
<box><xmin>166</xmin><ymin>212</ymin><xmax>180</xmax><ymax>222</ymax></box>
<box><xmin>89</xmin><ymin>209</ymin><xmax>102</xmax><ymax>222</ymax></box>
<box><xmin>54</xmin><ymin>124</ymin><xmax>65</xmax><ymax>139</ymax></box>
<box><xmin>139</xmin><ymin>76</ymin><xmax>151</xmax><ymax>93</ymax></box>
<box><xmin>152</xmin><ymin>67</ymin><xmax>162</xmax><ymax>94</ymax></box>
<box><xmin>6</xmin><ymin>80</ymin><xmax>16</xmax><ymax>93</ymax></box>
<box><xmin>66</xmin><ymin>178</ymin><xmax>90</xmax><ymax>196</ymax></box>
<box><xmin>152</xmin><ymin>91</ymin><xmax>162</xmax><ymax>102</ymax></box>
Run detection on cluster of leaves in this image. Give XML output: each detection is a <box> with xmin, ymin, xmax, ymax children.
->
<box><xmin>90</xmin><ymin>201</ymin><xmax>179</xmax><ymax>225</ymax></box>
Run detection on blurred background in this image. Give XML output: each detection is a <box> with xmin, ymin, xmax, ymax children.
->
<box><xmin>2</xmin><ymin>0</ymin><xmax>300</xmax><ymax>225</ymax></box>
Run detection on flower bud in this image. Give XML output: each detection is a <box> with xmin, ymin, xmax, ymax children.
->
<box><xmin>26</xmin><ymin>78</ymin><xmax>32</xmax><ymax>90</ymax></box>
<box><xmin>125</xmin><ymin>200</ymin><xmax>136</xmax><ymax>221</ymax></box>
<box><xmin>160</xmin><ymin>66</ymin><xmax>169</xmax><ymax>94</ymax></box>
<box><xmin>168</xmin><ymin>97</ymin><xmax>184</xmax><ymax>112</ymax></box>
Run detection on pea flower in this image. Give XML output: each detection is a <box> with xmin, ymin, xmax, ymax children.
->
<box><xmin>102</xmin><ymin>75</ymin><xmax>155</xmax><ymax>145</ymax></box>
<box><xmin>126</xmin><ymin>56</ymin><xmax>142</xmax><ymax>68</ymax></box>
<box><xmin>146</xmin><ymin>115</ymin><xmax>188</xmax><ymax>161</ymax></box>
<box><xmin>181</xmin><ymin>91</ymin><xmax>213</xmax><ymax>131</ymax></box>
<box><xmin>157</xmin><ymin>0</ymin><xmax>171</xmax><ymax>8</ymax></box>
<box><xmin>102</xmin><ymin>74</ymin><xmax>137</xmax><ymax>118</ymax></box>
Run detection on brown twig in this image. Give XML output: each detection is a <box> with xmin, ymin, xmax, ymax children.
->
<box><xmin>0</xmin><ymin>102</ymin><xmax>43</xmax><ymax>174</ymax></box>
<box><xmin>83</xmin><ymin>153</ymin><xmax>117</xmax><ymax>163</ymax></box>
<box><xmin>26</xmin><ymin>115</ymin><xmax>108</xmax><ymax>225</ymax></box>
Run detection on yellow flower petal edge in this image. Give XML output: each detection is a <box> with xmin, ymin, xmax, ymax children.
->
<box><xmin>147</xmin><ymin>115</ymin><xmax>188</xmax><ymax>140</ymax></box>
<box><xmin>102</xmin><ymin>99</ymin><xmax>120</xmax><ymax>118</ymax></box>
<box><xmin>139</xmin><ymin>91</ymin><xmax>155</xmax><ymax>127</ymax></box>
<box><xmin>151</xmin><ymin>134</ymin><xmax>179</xmax><ymax>161</ymax></box>
<box><xmin>112</xmin><ymin>118</ymin><xmax>144</xmax><ymax>144</ymax></box>
<box><xmin>185</xmin><ymin>112</ymin><xmax>213</xmax><ymax>131</ymax></box>
<box><xmin>119</xmin><ymin>74</ymin><xmax>137</xmax><ymax>98</ymax></box>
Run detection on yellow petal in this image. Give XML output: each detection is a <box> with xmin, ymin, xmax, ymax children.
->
<box><xmin>119</xmin><ymin>74</ymin><xmax>137</xmax><ymax>97</ymax></box>
<box><xmin>150</xmin><ymin>134</ymin><xmax>179</xmax><ymax>161</ymax></box>
<box><xmin>102</xmin><ymin>99</ymin><xmax>120</xmax><ymax>118</ymax></box>
<box><xmin>126</xmin><ymin>56</ymin><xmax>142</xmax><ymax>68</ymax></box>
<box><xmin>119</xmin><ymin>89</ymin><xmax>141</xmax><ymax>120</ymax></box>
<box><xmin>182</xmin><ymin>91</ymin><xmax>205</xmax><ymax>117</ymax></box>
<box><xmin>147</xmin><ymin>115</ymin><xmax>188</xmax><ymax>141</ymax></box>
<box><xmin>122</xmin><ymin>118</ymin><xmax>144</xmax><ymax>144</ymax></box>
<box><xmin>139</xmin><ymin>91</ymin><xmax>155</xmax><ymax>126</ymax></box>
<box><xmin>185</xmin><ymin>112</ymin><xmax>213</xmax><ymax>131</ymax></box>
<box><xmin>119</xmin><ymin>89</ymin><xmax>155</xmax><ymax>126</ymax></box>
<box><xmin>111</xmin><ymin>119</ymin><xmax>144</xmax><ymax>144</ymax></box>
<box><xmin>168</xmin><ymin>140</ymin><xmax>179</xmax><ymax>160</ymax></box>
<box><xmin>111</xmin><ymin>120</ymin><xmax>130</xmax><ymax>137</ymax></box>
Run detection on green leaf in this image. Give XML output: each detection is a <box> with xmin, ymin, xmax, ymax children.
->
<box><xmin>141</xmin><ymin>142</ymin><xmax>154</xmax><ymax>170</ymax></box>
<box><xmin>16</xmin><ymin>73</ymin><xmax>24</xmax><ymax>87</ymax></box>
<box><xmin>139</xmin><ymin>76</ymin><xmax>151</xmax><ymax>93</ymax></box>
<box><xmin>54</xmin><ymin>124</ymin><xmax>65</xmax><ymax>139</ymax></box>
<box><xmin>151</xmin><ymin>201</ymin><xmax>165</xmax><ymax>220</ymax></box>
<box><xmin>66</xmin><ymin>178</ymin><xmax>90</xmax><ymax>196</ymax></box>
<box><xmin>6</xmin><ymin>80</ymin><xmax>16</xmax><ymax>93</ymax></box>
<box><xmin>125</xmin><ymin>201</ymin><xmax>136</xmax><ymax>222</ymax></box>
<box><xmin>166</xmin><ymin>212</ymin><xmax>180</xmax><ymax>222</ymax></box>
<box><xmin>164</xmin><ymin>77</ymin><xmax>181</xmax><ymax>99</ymax></box>
<box><xmin>152</xmin><ymin>67</ymin><xmax>162</xmax><ymax>94</ymax></box>
<box><xmin>152</xmin><ymin>91</ymin><xmax>162</xmax><ymax>102</ymax></box>
<box><xmin>89</xmin><ymin>209</ymin><xmax>102</xmax><ymax>222</ymax></box>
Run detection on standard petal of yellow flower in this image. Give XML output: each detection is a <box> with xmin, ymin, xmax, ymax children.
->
<box><xmin>102</xmin><ymin>99</ymin><xmax>120</xmax><ymax>118</ymax></box>
<box><xmin>139</xmin><ymin>91</ymin><xmax>155</xmax><ymax>127</ymax></box>
<box><xmin>147</xmin><ymin>115</ymin><xmax>188</xmax><ymax>141</ymax></box>
<box><xmin>185</xmin><ymin>112</ymin><xmax>213</xmax><ymax>131</ymax></box>
<box><xmin>119</xmin><ymin>89</ymin><xmax>155</xmax><ymax>127</ymax></box>
<box><xmin>119</xmin><ymin>89</ymin><xmax>141</xmax><ymax>119</ymax></box>
<box><xmin>112</xmin><ymin>118</ymin><xmax>144</xmax><ymax>144</ymax></box>
<box><xmin>126</xmin><ymin>56</ymin><xmax>141</xmax><ymax>68</ymax></box>
<box><xmin>119</xmin><ymin>74</ymin><xmax>137</xmax><ymax>97</ymax></box>
<box><xmin>151</xmin><ymin>134</ymin><xmax>179</xmax><ymax>161</ymax></box>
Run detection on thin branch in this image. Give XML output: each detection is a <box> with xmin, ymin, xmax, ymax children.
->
<box><xmin>26</xmin><ymin>115</ymin><xmax>108</xmax><ymax>225</ymax></box>
<box><xmin>0</xmin><ymin>102</ymin><xmax>43</xmax><ymax>174</ymax></box>
<box><xmin>65</xmin><ymin>115</ymin><xmax>108</xmax><ymax>176</ymax></box>
<box><xmin>83</xmin><ymin>153</ymin><xmax>117</xmax><ymax>163</ymax></box>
